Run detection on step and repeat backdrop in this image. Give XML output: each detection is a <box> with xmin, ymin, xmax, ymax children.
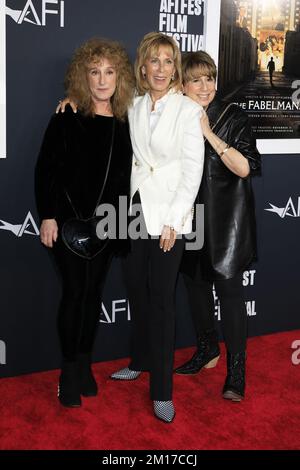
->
<box><xmin>0</xmin><ymin>0</ymin><xmax>300</xmax><ymax>377</ymax></box>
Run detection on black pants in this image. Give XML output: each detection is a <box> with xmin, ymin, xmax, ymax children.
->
<box><xmin>124</xmin><ymin>234</ymin><xmax>185</xmax><ymax>401</ymax></box>
<box><xmin>52</xmin><ymin>238</ymin><xmax>113</xmax><ymax>361</ymax></box>
<box><xmin>183</xmin><ymin>263</ymin><xmax>247</xmax><ymax>354</ymax></box>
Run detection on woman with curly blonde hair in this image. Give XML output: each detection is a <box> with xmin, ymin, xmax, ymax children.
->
<box><xmin>64</xmin><ymin>37</ymin><xmax>134</xmax><ymax>120</ymax></box>
<box><xmin>35</xmin><ymin>38</ymin><xmax>134</xmax><ymax>408</ymax></box>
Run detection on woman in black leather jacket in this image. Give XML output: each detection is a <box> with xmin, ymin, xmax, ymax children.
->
<box><xmin>35</xmin><ymin>38</ymin><xmax>134</xmax><ymax>408</ymax></box>
<box><xmin>176</xmin><ymin>51</ymin><xmax>261</xmax><ymax>401</ymax></box>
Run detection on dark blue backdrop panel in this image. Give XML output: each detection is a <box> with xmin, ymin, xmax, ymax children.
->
<box><xmin>252</xmin><ymin>155</ymin><xmax>300</xmax><ymax>335</ymax></box>
<box><xmin>0</xmin><ymin>0</ymin><xmax>162</xmax><ymax>377</ymax></box>
<box><xmin>1</xmin><ymin>1</ymin><xmax>300</xmax><ymax>378</ymax></box>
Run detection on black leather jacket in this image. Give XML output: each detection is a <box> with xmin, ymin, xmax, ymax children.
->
<box><xmin>181</xmin><ymin>98</ymin><xmax>261</xmax><ymax>280</ymax></box>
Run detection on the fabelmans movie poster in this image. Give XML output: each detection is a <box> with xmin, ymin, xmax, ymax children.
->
<box><xmin>217</xmin><ymin>0</ymin><xmax>300</xmax><ymax>153</ymax></box>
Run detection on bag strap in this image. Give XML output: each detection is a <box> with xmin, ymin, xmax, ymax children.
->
<box><xmin>64</xmin><ymin>117</ymin><xmax>116</xmax><ymax>219</ymax></box>
<box><xmin>92</xmin><ymin>117</ymin><xmax>115</xmax><ymax>215</ymax></box>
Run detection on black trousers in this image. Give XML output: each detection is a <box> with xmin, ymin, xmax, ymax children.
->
<box><xmin>52</xmin><ymin>238</ymin><xmax>113</xmax><ymax>361</ymax></box>
<box><xmin>123</xmin><ymin>234</ymin><xmax>185</xmax><ymax>401</ymax></box>
<box><xmin>182</xmin><ymin>263</ymin><xmax>247</xmax><ymax>354</ymax></box>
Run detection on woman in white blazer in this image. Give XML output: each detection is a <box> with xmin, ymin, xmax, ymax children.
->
<box><xmin>111</xmin><ymin>32</ymin><xmax>205</xmax><ymax>423</ymax></box>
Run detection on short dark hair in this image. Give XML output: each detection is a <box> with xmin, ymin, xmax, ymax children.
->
<box><xmin>182</xmin><ymin>51</ymin><xmax>217</xmax><ymax>84</ymax></box>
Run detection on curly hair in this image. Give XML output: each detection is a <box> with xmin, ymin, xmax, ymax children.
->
<box><xmin>64</xmin><ymin>38</ymin><xmax>135</xmax><ymax>120</ymax></box>
<box><xmin>135</xmin><ymin>32</ymin><xmax>182</xmax><ymax>96</ymax></box>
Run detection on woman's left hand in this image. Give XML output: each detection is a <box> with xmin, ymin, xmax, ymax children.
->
<box><xmin>160</xmin><ymin>225</ymin><xmax>177</xmax><ymax>252</ymax></box>
<box><xmin>56</xmin><ymin>97</ymin><xmax>77</xmax><ymax>114</ymax></box>
<box><xmin>200</xmin><ymin>109</ymin><xmax>212</xmax><ymax>139</ymax></box>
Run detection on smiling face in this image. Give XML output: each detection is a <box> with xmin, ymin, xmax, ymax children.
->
<box><xmin>141</xmin><ymin>45</ymin><xmax>176</xmax><ymax>99</ymax></box>
<box><xmin>183</xmin><ymin>73</ymin><xmax>216</xmax><ymax>108</ymax></box>
<box><xmin>86</xmin><ymin>57</ymin><xmax>117</xmax><ymax>105</ymax></box>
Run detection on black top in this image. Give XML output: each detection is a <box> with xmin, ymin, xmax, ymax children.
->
<box><xmin>35</xmin><ymin>107</ymin><xmax>132</xmax><ymax>234</ymax></box>
<box><xmin>181</xmin><ymin>98</ymin><xmax>261</xmax><ymax>281</ymax></box>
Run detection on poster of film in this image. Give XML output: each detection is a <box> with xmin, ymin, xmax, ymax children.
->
<box><xmin>217</xmin><ymin>0</ymin><xmax>300</xmax><ymax>153</ymax></box>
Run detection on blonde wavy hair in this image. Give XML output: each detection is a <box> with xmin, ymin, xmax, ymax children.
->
<box><xmin>135</xmin><ymin>32</ymin><xmax>182</xmax><ymax>96</ymax></box>
<box><xmin>64</xmin><ymin>38</ymin><xmax>135</xmax><ymax>120</ymax></box>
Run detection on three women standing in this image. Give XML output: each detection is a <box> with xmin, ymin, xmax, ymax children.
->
<box><xmin>39</xmin><ymin>36</ymin><xmax>260</xmax><ymax>420</ymax></box>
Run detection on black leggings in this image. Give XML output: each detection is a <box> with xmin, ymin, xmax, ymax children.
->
<box><xmin>52</xmin><ymin>239</ymin><xmax>113</xmax><ymax>361</ymax></box>
<box><xmin>183</xmin><ymin>263</ymin><xmax>247</xmax><ymax>353</ymax></box>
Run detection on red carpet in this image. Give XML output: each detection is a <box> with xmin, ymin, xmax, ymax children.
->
<box><xmin>0</xmin><ymin>330</ymin><xmax>300</xmax><ymax>450</ymax></box>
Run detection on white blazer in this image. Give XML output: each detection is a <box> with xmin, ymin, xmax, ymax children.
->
<box><xmin>128</xmin><ymin>90</ymin><xmax>204</xmax><ymax>235</ymax></box>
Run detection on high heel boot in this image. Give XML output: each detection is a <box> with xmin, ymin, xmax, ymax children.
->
<box><xmin>58</xmin><ymin>360</ymin><xmax>81</xmax><ymax>407</ymax></box>
<box><xmin>222</xmin><ymin>351</ymin><xmax>246</xmax><ymax>402</ymax></box>
<box><xmin>174</xmin><ymin>329</ymin><xmax>220</xmax><ymax>375</ymax></box>
<box><xmin>78</xmin><ymin>353</ymin><xmax>98</xmax><ymax>397</ymax></box>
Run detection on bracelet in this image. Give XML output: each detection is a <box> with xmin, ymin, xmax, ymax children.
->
<box><xmin>219</xmin><ymin>144</ymin><xmax>230</xmax><ymax>157</ymax></box>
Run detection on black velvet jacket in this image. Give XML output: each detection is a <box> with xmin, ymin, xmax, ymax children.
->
<box><xmin>181</xmin><ymin>98</ymin><xmax>261</xmax><ymax>280</ymax></box>
<box><xmin>35</xmin><ymin>108</ymin><xmax>132</xmax><ymax>250</ymax></box>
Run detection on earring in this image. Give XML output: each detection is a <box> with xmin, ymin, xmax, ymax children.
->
<box><xmin>171</xmin><ymin>75</ymin><xmax>175</xmax><ymax>81</ymax></box>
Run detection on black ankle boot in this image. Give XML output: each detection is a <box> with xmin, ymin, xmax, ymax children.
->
<box><xmin>222</xmin><ymin>351</ymin><xmax>246</xmax><ymax>402</ymax></box>
<box><xmin>175</xmin><ymin>329</ymin><xmax>220</xmax><ymax>375</ymax></box>
<box><xmin>58</xmin><ymin>360</ymin><xmax>81</xmax><ymax>407</ymax></box>
<box><xmin>78</xmin><ymin>353</ymin><xmax>98</xmax><ymax>397</ymax></box>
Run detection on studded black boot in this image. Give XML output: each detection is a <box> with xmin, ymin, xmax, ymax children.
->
<box><xmin>175</xmin><ymin>329</ymin><xmax>220</xmax><ymax>375</ymax></box>
<box><xmin>222</xmin><ymin>351</ymin><xmax>246</xmax><ymax>402</ymax></box>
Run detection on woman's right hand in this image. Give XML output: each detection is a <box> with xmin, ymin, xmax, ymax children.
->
<box><xmin>40</xmin><ymin>219</ymin><xmax>58</xmax><ymax>248</ymax></box>
<box><xmin>56</xmin><ymin>97</ymin><xmax>77</xmax><ymax>114</ymax></box>
<box><xmin>159</xmin><ymin>225</ymin><xmax>177</xmax><ymax>252</ymax></box>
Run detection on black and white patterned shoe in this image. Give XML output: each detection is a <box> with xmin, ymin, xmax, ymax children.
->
<box><xmin>110</xmin><ymin>367</ymin><xmax>141</xmax><ymax>380</ymax></box>
<box><xmin>153</xmin><ymin>400</ymin><xmax>175</xmax><ymax>423</ymax></box>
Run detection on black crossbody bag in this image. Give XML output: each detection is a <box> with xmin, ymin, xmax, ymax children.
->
<box><xmin>61</xmin><ymin>118</ymin><xmax>115</xmax><ymax>260</ymax></box>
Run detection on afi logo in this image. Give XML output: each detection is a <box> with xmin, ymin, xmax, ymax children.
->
<box><xmin>100</xmin><ymin>299</ymin><xmax>131</xmax><ymax>323</ymax></box>
<box><xmin>0</xmin><ymin>211</ymin><xmax>40</xmax><ymax>237</ymax></box>
<box><xmin>6</xmin><ymin>0</ymin><xmax>64</xmax><ymax>27</ymax></box>
<box><xmin>265</xmin><ymin>197</ymin><xmax>300</xmax><ymax>218</ymax></box>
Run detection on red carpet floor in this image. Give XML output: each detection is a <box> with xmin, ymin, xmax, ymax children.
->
<box><xmin>0</xmin><ymin>330</ymin><xmax>300</xmax><ymax>450</ymax></box>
